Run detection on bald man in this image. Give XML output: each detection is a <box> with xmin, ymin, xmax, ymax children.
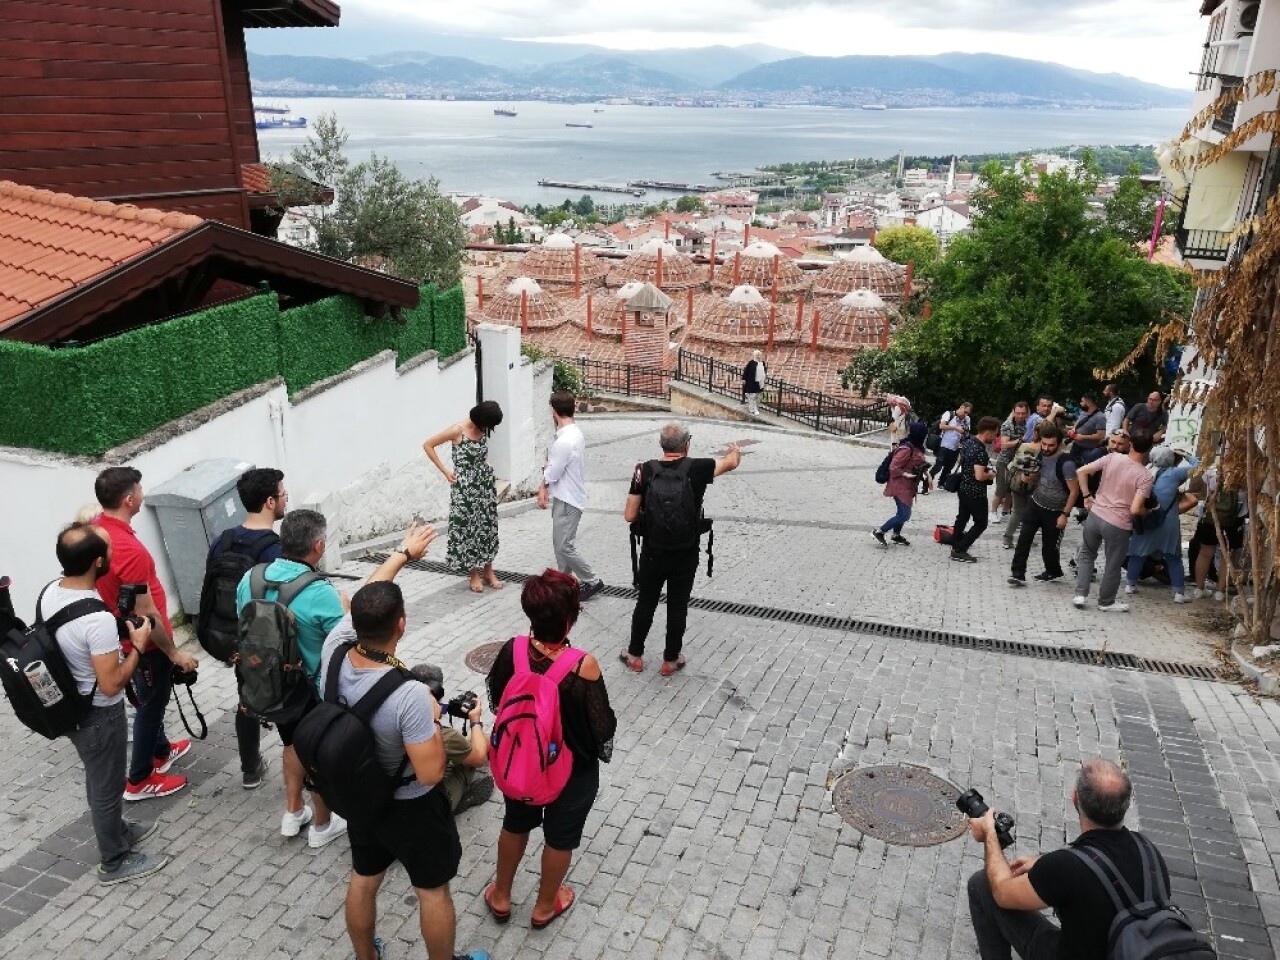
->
<box><xmin>966</xmin><ymin>760</ymin><xmax>1184</xmax><ymax>960</ymax></box>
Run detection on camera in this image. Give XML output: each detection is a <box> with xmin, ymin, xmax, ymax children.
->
<box><xmin>956</xmin><ymin>788</ymin><xmax>1016</xmax><ymax>849</ymax></box>
<box><xmin>445</xmin><ymin>691</ymin><xmax>479</xmax><ymax>721</ymax></box>
<box><xmin>116</xmin><ymin>583</ymin><xmax>157</xmax><ymax>641</ymax></box>
<box><xmin>171</xmin><ymin>665</ymin><xmax>198</xmax><ymax>687</ymax></box>
<box><xmin>417</xmin><ymin>668</ymin><xmax>479</xmax><ymax>722</ymax></box>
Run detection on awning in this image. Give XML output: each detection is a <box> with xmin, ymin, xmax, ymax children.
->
<box><xmin>1183</xmin><ymin>150</ymin><xmax>1250</xmax><ymax>231</ymax></box>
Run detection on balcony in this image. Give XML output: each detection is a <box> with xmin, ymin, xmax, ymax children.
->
<box><xmin>1212</xmin><ymin>76</ymin><xmax>1243</xmax><ymax>135</ymax></box>
<box><xmin>1176</xmin><ymin>227</ymin><xmax>1233</xmax><ymax>261</ymax></box>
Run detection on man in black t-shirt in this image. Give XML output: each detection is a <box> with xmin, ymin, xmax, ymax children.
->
<box><xmin>950</xmin><ymin>416</ymin><xmax>1000</xmax><ymax>563</ymax></box>
<box><xmin>622</xmin><ymin>423</ymin><xmax>741</xmax><ymax>677</ymax></box>
<box><xmin>967</xmin><ymin>759</ymin><xmax>1173</xmax><ymax>960</ymax></box>
<box><xmin>1123</xmin><ymin>391</ymin><xmax>1168</xmax><ymax>444</ymax></box>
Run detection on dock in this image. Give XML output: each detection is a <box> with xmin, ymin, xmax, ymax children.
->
<box><xmin>537</xmin><ymin>179</ymin><xmax>646</xmax><ymax>196</ymax></box>
<box><xmin>626</xmin><ymin>180</ymin><xmax>717</xmax><ymax>194</ymax></box>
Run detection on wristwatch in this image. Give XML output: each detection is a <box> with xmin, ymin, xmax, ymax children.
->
<box><xmin>398</xmin><ymin>547</ymin><xmax>413</xmax><ymax>560</ymax></box>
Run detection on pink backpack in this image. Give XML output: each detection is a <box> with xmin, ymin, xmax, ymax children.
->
<box><xmin>490</xmin><ymin>636</ymin><xmax>585</xmax><ymax>805</ymax></box>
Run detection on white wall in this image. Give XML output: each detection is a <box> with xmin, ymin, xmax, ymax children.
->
<box><xmin>0</xmin><ymin>343</ymin><xmax>550</xmax><ymax>619</ymax></box>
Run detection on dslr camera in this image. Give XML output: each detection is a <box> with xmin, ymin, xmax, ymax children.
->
<box><xmin>116</xmin><ymin>583</ymin><xmax>157</xmax><ymax>641</ymax></box>
<box><xmin>956</xmin><ymin>788</ymin><xmax>1016</xmax><ymax>849</ymax></box>
<box><xmin>419</xmin><ymin>672</ymin><xmax>478</xmax><ymax>721</ymax></box>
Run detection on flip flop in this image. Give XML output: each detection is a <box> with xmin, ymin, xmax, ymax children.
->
<box><xmin>618</xmin><ymin>652</ymin><xmax>644</xmax><ymax>673</ymax></box>
<box><xmin>660</xmin><ymin>656</ymin><xmax>687</xmax><ymax>677</ymax></box>
<box><xmin>483</xmin><ymin>883</ymin><xmax>510</xmax><ymax>924</ymax></box>
<box><xmin>531</xmin><ymin>885</ymin><xmax>575</xmax><ymax>930</ymax></box>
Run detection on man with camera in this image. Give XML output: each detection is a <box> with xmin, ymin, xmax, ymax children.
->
<box><xmin>319</xmin><ymin>523</ymin><xmax>489</xmax><ymax>960</ymax></box>
<box><xmin>46</xmin><ymin>522</ymin><xmax>170</xmax><ymax>883</ymax></box>
<box><xmin>410</xmin><ymin>664</ymin><xmax>493</xmax><ymax>814</ymax></box>
<box><xmin>966</xmin><ymin>760</ymin><xmax>1175</xmax><ymax>960</ymax></box>
<box><xmin>93</xmin><ymin>467</ymin><xmax>199</xmax><ymax>802</ymax></box>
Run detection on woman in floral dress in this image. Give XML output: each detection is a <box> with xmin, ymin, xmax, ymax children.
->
<box><xmin>423</xmin><ymin>401</ymin><xmax>505</xmax><ymax>593</ymax></box>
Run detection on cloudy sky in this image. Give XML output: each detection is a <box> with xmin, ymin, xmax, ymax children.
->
<box><xmin>341</xmin><ymin>0</ymin><xmax>1208</xmax><ymax>90</ymax></box>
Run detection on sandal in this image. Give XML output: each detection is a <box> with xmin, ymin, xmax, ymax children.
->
<box><xmin>660</xmin><ymin>656</ymin><xmax>687</xmax><ymax>677</ymax></box>
<box><xmin>531</xmin><ymin>885</ymin><xmax>575</xmax><ymax>930</ymax></box>
<box><xmin>483</xmin><ymin>883</ymin><xmax>510</xmax><ymax>924</ymax></box>
<box><xmin>618</xmin><ymin>652</ymin><xmax>643</xmax><ymax>673</ymax></box>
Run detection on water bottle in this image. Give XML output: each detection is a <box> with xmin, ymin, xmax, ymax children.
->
<box><xmin>24</xmin><ymin>661</ymin><xmax>64</xmax><ymax>707</ymax></box>
<box><xmin>548</xmin><ymin>743</ymin><xmax>558</xmax><ymax>762</ymax></box>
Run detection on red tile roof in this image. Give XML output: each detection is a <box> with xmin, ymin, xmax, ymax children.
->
<box><xmin>0</xmin><ymin>181</ymin><xmax>202</xmax><ymax>331</ymax></box>
<box><xmin>241</xmin><ymin>163</ymin><xmax>274</xmax><ymax>195</ymax></box>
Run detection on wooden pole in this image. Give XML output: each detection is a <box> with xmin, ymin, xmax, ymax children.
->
<box><xmin>744</xmin><ymin>223</ymin><xmax>751</xmax><ymax>246</ymax></box>
<box><xmin>880</xmin><ymin>310</ymin><xmax>890</xmax><ymax>350</ymax></box>
<box><xmin>687</xmin><ymin>287</ymin><xmax>694</xmax><ymax>326</ymax></box>
<box><xmin>810</xmin><ymin>306</ymin><xmax>820</xmax><ymax>352</ymax></box>
<box><xmin>574</xmin><ymin>244</ymin><xmax>581</xmax><ymax>299</ymax></box>
<box><xmin>477</xmin><ymin>276</ymin><xmax>485</xmax><ymax>311</ymax></box>
<box><xmin>795</xmin><ymin>295</ymin><xmax>805</xmax><ymax>331</ymax></box>
<box><xmin>520</xmin><ymin>289</ymin><xmax>529</xmax><ymax>335</ymax></box>
<box><xmin>904</xmin><ymin>259</ymin><xmax>914</xmax><ymax>300</ymax></box>
<box><xmin>708</xmin><ymin>238</ymin><xmax>717</xmax><ymax>283</ymax></box>
<box><xmin>664</xmin><ymin>219</ymin><xmax>671</xmax><ymax>240</ymax></box>
<box><xmin>733</xmin><ymin>251</ymin><xmax>741</xmax><ymax>287</ymax></box>
<box><xmin>586</xmin><ymin>293</ymin><xmax>594</xmax><ymax>338</ymax></box>
<box><xmin>770</xmin><ymin>254</ymin><xmax>780</xmax><ymax>303</ymax></box>
<box><xmin>621</xmin><ymin>311</ymin><xmax>627</xmax><ymax>345</ymax></box>
<box><xmin>767</xmin><ymin>302</ymin><xmax>776</xmax><ymax>352</ymax></box>
<box><xmin>656</xmin><ymin>247</ymin><xmax>664</xmax><ymax>290</ymax></box>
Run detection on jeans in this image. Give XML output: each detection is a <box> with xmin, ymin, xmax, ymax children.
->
<box><xmin>967</xmin><ymin>870</ymin><xmax>1061</xmax><ymax>960</ymax></box>
<box><xmin>129</xmin><ymin>649</ymin><xmax>174</xmax><ymax>784</ymax></box>
<box><xmin>1003</xmin><ymin>491</ymin><xmax>1030</xmax><ymax>547</ymax></box>
<box><xmin>1011</xmin><ymin>502</ymin><xmax>1065</xmax><ymax>579</ymax></box>
<box><xmin>629</xmin><ymin>547</ymin><xmax>700</xmax><ymax>664</ymax></box>
<box><xmin>879</xmin><ymin>497</ymin><xmax>912</xmax><ymax>535</ymax></box>
<box><xmin>952</xmin><ymin>490</ymin><xmax>989</xmax><ymax>553</ymax></box>
<box><xmin>68</xmin><ymin>701</ymin><xmax>129</xmax><ymax>870</ymax></box>
<box><xmin>932</xmin><ymin>446</ymin><xmax>959</xmax><ymax>481</ymax></box>
<box><xmin>1127</xmin><ymin>551</ymin><xmax>1186</xmax><ymax>593</ymax></box>
<box><xmin>551</xmin><ymin>499</ymin><xmax>598</xmax><ymax>584</ymax></box>
<box><xmin>1074</xmin><ymin>512</ymin><xmax>1131</xmax><ymax>606</ymax></box>
<box><xmin>235</xmin><ymin>707</ymin><xmax>263</xmax><ymax>775</ymax></box>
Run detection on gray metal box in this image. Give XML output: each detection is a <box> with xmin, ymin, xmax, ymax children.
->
<box><xmin>147</xmin><ymin>458</ymin><xmax>255</xmax><ymax>616</ymax></box>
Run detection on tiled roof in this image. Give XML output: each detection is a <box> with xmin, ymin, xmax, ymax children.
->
<box><xmin>0</xmin><ymin>181</ymin><xmax>202</xmax><ymax>331</ymax></box>
<box><xmin>241</xmin><ymin>163</ymin><xmax>274</xmax><ymax>195</ymax></box>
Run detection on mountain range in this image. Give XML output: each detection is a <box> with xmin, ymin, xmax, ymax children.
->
<box><xmin>245</xmin><ymin>35</ymin><xmax>1190</xmax><ymax>109</ymax></box>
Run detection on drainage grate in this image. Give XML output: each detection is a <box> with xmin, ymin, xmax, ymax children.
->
<box><xmin>361</xmin><ymin>553</ymin><xmax>1224</xmax><ymax>681</ymax></box>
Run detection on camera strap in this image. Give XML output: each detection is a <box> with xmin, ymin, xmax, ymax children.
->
<box><xmin>174</xmin><ymin>682</ymin><xmax>208</xmax><ymax>740</ymax></box>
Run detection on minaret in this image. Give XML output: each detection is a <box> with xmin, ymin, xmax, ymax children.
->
<box><xmin>896</xmin><ymin>151</ymin><xmax>905</xmax><ymax>181</ymax></box>
<box><xmin>947</xmin><ymin>155</ymin><xmax>956</xmax><ymax>193</ymax></box>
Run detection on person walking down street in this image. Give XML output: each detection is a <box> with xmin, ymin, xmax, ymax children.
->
<box><xmin>950</xmin><ymin>417</ymin><xmax>1000</xmax><ymax>563</ymax></box>
<box><xmin>930</xmin><ymin>401</ymin><xmax>972</xmax><ymax>485</ymax></box>
<box><xmin>423</xmin><ymin>401</ymin><xmax>505</xmax><ymax>594</ymax></box>
<box><xmin>485</xmin><ymin>570</ymin><xmax>616</xmax><ymax>932</ymax></box>
<box><xmin>872</xmin><ymin>421</ymin><xmax>932</xmax><ymax>547</ymax></box>
<box><xmin>1007</xmin><ymin>424</ymin><xmax>1080</xmax><ymax>587</ymax></box>
<box><xmin>1125</xmin><ymin>447</ymin><xmax>1198</xmax><ymax>604</ymax></box>
<box><xmin>1001</xmin><ymin>421</ymin><xmax>1045</xmax><ymax>552</ymax></box>
<box><xmin>1071</xmin><ymin>430</ymin><xmax>1156</xmax><ymax>612</ymax></box>
<box><xmin>992</xmin><ymin>402</ymin><xmax>1029</xmax><ymax>524</ymax></box>
<box><xmin>742</xmin><ymin>350</ymin><xmax>766</xmax><ymax>416</ymax></box>
<box><xmin>1123</xmin><ymin>391</ymin><xmax>1168</xmax><ymax>445</ymax></box>
<box><xmin>884</xmin><ymin>393</ymin><xmax>913</xmax><ymax>446</ymax></box>
<box><xmin>538</xmin><ymin>391</ymin><xmax>605</xmax><ymax>601</ymax></box>
<box><xmin>622</xmin><ymin>423</ymin><xmax>741</xmax><ymax>676</ymax></box>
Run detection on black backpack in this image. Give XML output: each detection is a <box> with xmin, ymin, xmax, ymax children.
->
<box><xmin>0</xmin><ymin>583</ymin><xmax>109</xmax><ymax>739</ymax></box>
<box><xmin>236</xmin><ymin>564</ymin><xmax>324</xmax><ymax>724</ymax></box>
<box><xmin>197</xmin><ymin>529</ymin><xmax>280</xmax><ymax>664</ymax></box>
<box><xmin>640</xmin><ymin>458</ymin><xmax>702</xmax><ymax>551</ymax></box>
<box><xmin>1070</xmin><ymin>832</ymin><xmax>1216</xmax><ymax>960</ymax></box>
<box><xmin>875</xmin><ymin>443</ymin><xmax>901</xmax><ymax>485</ymax></box>
<box><xmin>293</xmin><ymin>642</ymin><xmax>415</xmax><ymax>825</ymax></box>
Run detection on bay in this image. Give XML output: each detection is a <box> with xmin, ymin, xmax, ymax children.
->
<box><xmin>258</xmin><ymin>98</ymin><xmax>1188</xmax><ymax>206</ymax></box>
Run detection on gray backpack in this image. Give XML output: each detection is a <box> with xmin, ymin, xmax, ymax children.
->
<box><xmin>1070</xmin><ymin>832</ymin><xmax>1216</xmax><ymax>960</ymax></box>
<box><xmin>236</xmin><ymin>565</ymin><xmax>324</xmax><ymax>724</ymax></box>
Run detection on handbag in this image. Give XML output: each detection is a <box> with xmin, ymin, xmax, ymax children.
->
<box><xmin>941</xmin><ymin>472</ymin><xmax>962</xmax><ymax>493</ymax></box>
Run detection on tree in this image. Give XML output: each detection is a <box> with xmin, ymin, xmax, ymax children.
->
<box><xmin>855</xmin><ymin>159</ymin><xmax>1193</xmax><ymax>418</ymax></box>
<box><xmin>275</xmin><ymin>113</ymin><xmax>465</xmax><ymax>287</ymax></box>
<box><xmin>574</xmin><ymin>194</ymin><xmax>595</xmax><ymax>217</ymax></box>
<box><xmin>541</xmin><ymin>209</ymin><xmax>570</xmax><ymax>227</ymax></box>
<box><xmin>675</xmin><ymin>195</ymin><xmax>707</xmax><ymax>214</ymax></box>
<box><xmin>873</xmin><ymin>225</ymin><xmax>941</xmax><ymax>272</ymax></box>
<box><xmin>1105</xmin><ymin>164</ymin><xmax>1172</xmax><ymax>247</ymax></box>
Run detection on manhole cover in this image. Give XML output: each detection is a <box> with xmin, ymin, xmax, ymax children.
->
<box><xmin>464</xmin><ymin>641</ymin><xmax>506</xmax><ymax>674</ymax></box>
<box><xmin>831</xmin><ymin>764</ymin><xmax>967</xmax><ymax>846</ymax></box>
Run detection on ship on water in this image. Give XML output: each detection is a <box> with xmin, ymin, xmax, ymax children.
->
<box><xmin>256</xmin><ymin>115</ymin><xmax>307</xmax><ymax>129</ymax></box>
<box><xmin>565</xmin><ymin>122</ymin><xmax>593</xmax><ymax>128</ymax></box>
<box><xmin>862</xmin><ymin>104</ymin><xmax>888</xmax><ymax>111</ymax></box>
<box><xmin>494</xmin><ymin>107</ymin><xmax>517</xmax><ymax>117</ymax></box>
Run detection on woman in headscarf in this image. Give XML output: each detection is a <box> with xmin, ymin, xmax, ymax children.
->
<box><xmin>1124</xmin><ymin>446</ymin><xmax>1198</xmax><ymax>603</ymax></box>
<box><xmin>872</xmin><ymin>420</ymin><xmax>932</xmax><ymax>547</ymax></box>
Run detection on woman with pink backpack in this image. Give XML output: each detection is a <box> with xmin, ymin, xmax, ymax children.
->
<box><xmin>483</xmin><ymin>569</ymin><xmax>616</xmax><ymax>930</ymax></box>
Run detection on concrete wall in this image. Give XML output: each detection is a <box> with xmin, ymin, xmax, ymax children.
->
<box><xmin>670</xmin><ymin>380</ymin><xmax>751</xmax><ymax>422</ymax></box>
<box><xmin>0</xmin><ymin>341</ymin><xmax>551</xmax><ymax>618</ymax></box>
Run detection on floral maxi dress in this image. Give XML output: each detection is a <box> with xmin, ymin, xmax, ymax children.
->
<box><xmin>447</xmin><ymin>434</ymin><xmax>499</xmax><ymax>572</ymax></box>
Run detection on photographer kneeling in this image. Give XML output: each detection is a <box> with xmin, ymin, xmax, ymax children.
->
<box><xmin>410</xmin><ymin>663</ymin><xmax>494</xmax><ymax>814</ymax></box>
<box><xmin>966</xmin><ymin>759</ymin><xmax>1178</xmax><ymax>960</ymax></box>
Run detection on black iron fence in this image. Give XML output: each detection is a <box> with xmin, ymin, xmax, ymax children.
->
<box><xmin>573</xmin><ymin>356</ymin><xmax>670</xmax><ymax>399</ymax></box>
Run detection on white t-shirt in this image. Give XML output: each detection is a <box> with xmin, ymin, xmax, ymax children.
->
<box><xmin>37</xmin><ymin>582</ymin><xmax>123</xmax><ymax>708</ymax></box>
<box><xmin>1105</xmin><ymin>397</ymin><xmax>1126</xmax><ymax>436</ymax></box>
<box><xmin>544</xmin><ymin>422</ymin><xmax>589</xmax><ymax>511</ymax></box>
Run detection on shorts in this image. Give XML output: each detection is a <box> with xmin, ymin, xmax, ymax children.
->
<box><xmin>1192</xmin><ymin>518</ymin><xmax>1244</xmax><ymax>552</ymax></box>
<box><xmin>275</xmin><ymin>691</ymin><xmax>317</xmax><ymax>747</ymax></box>
<box><xmin>349</xmin><ymin>788</ymin><xmax>461</xmax><ymax>890</ymax></box>
<box><xmin>502</xmin><ymin>764</ymin><xmax>599</xmax><ymax>851</ymax></box>
<box><xmin>993</xmin><ymin>459</ymin><xmax>1012</xmax><ymax>498</ymax></box>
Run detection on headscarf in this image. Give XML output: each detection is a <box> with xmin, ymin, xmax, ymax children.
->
<box><xmin>907</xmin><ymin>421</ymin><xmax>929</xmax><ymax>448</ymax></box>
<box><xmin>1149</xmin><ymin>446</ymin><xmax>1176</xmax><ymax>469</ymax></box>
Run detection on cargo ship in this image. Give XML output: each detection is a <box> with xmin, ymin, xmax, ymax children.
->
<box><xmin>256</xmin><ymin>115</ymin><xmax>307</xmax><ymax>129</ymax></box>
<box><xmin>565</xmin><ymin>122</ymin><xmax>594</xmax><ymax>129</ymax></box>
<box><xmin>494</xmin><ymin>108</ymin><xmax>517</xmax><ymax>117</ymax></box>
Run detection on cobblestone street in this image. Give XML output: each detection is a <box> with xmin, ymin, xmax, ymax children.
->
<box><xmin>1</xmin><ymin>415</ymin><xmax>1277</xmax><ymax>960</ymax></box>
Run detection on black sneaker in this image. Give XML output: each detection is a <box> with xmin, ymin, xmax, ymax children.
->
<box><xmin>579</xmin><ymin>579</ymin><xmax>606</xmax><ymax>601</ymax></box>
<box><xmin>950</xmin><ymin>550</ymin><xmax>978</xmax><ymax>563</ymax></box>
<box><xmin>1034</xmin><ymin>572</ymin><xmax>1065</xmax><ymax>583</ymax></box>
<box><xmin>243</xmin><ymin>756</ymin><xmax>268</xmax><ymax>790</ymax></box>
<box><xmin>871</xmin><ymin>530</ymin><xmax>887</xmax><ymax>546</ymax></box>
<box><xmin>891</xmin><ymin>534</ymin><xmax>910</xmax><ymax>546</ymax></box>
<box><xmin>1007</xmin><ymin>575</ymin><xmax>1026</xmax><ymax>587</ymax></box>
<box><xmin>457</xmin><ymin>774</ymin><xmax>495</xmax><ymax>813</ymax></box>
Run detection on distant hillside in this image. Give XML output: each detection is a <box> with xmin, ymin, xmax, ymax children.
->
<box><xmin>723</xmin><ymin>53</ymin><xmax>1189</xmax><ymax>108</ymax></box>
<box><xmin>527</xmin><ymin>56</ymin><xmax>687</xmax><ymax>96</ymax></box>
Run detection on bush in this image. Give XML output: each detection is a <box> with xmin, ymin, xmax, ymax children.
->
<box><xmin>521</xmin><ymin>343</ymin><xmax>584</xmax><ymax>395</ymax></box>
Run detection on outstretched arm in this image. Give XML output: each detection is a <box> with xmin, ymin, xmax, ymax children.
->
<box><xmin>714</xmin><ymin>443</ymin><xmax>742</xmax><ymax>477</ymax></box>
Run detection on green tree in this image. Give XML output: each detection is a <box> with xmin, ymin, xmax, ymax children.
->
<box><xmin>675</xmin><ymin>195</ymin><xmax>707</xmax><ymax>214</ymax></box>
<box><xmin>541</xmin><ymin>209</ymin><xmax>570</xmax><ymax>227</ymax></box>
<box><xmin>276</xmin><ymin>113</ymin><xmax>465</xmax><ymax>287</ymax></box>
<box><xmin>1105</xmin><ymin>164</ymin><xmax>1171</xmax><ymax>247</ymax></box>
<box><xmin>873</xmin><ymin>225</ymin><xmax>941</xmax><ymax>272</ymax></box>
<box><xmin>574</xmin><ymin>194</ymin><xmax>595</xmax><ymax>217</ymax></box>
<box><xmin>857</xmin><ymin>159</ymin><xmax>1193</xmax><ymax>418</ymax></box>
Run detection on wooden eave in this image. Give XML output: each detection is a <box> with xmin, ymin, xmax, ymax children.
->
<box><xmin>237</xmin><ymin>0</ymin><xmax>341</xmax><ymax>28</ymax></box>
<box><xmin>4</xmin><ymin>222</ymin><xmax>419</xmax><ymax>343</ymax></box>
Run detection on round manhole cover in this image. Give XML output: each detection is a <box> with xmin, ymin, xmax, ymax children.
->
<box><xmin>464</xmin><ymin>641</ymin><xmax>506</xmax><ymax>674</ymax></box>
<box><xmin>831</xmin><ymin>764</ymin><xmax>967</xmax><ymax>846</ymax></box>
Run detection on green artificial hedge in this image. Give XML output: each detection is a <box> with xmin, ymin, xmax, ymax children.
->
<box><xmin>0</xmin><ymin>284</ymin><xmax>468</xmax><ymax>456</ymax></box>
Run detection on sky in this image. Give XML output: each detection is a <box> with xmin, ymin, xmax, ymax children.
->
<box><xmin>340</xmin><ymin>0</ymin><xmax>1208</xmax><ymax>90</ymax></box>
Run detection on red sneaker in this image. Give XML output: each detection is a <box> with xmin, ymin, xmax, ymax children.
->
<box><xmin>124</xmin><ymin>772</ymin><xmax>187</xmax><ymax>802</ymax></box>
<box><xmin>152</xmin><ymin>739</ymin><xmax>191</xmax><ymax>774</ymax></box>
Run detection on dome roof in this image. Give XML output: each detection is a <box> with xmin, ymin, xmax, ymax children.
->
<box><xmin>741</xmin><ymin>240</ymin><xmax>783</xmax><ymax>259</ymax></box>
<box><xmin>687</xmin><ymin>285</ymin><xmax>798</xmax><ymax>347</ymax></box>
<box><xmin>814</xmin><ymin>287</ymin><xmax>897</xmax><ymax>351</ymax></box>
<box><xmin>479</xmin><ymin>275</ymin><xmax>567</xmax><ymax>330</ymax></box>
<box><xmin>711</xmin><ymin>246</ymin><xmax>808</xmax><ymax>297</ymax></box>
<box><xmin>605</xmin><ymin>238</ymin><xmax>706</xmax><ymax>291</ymax></box>
<box><xmin>505</xmin><ymin>236</ymin><xmax>608</xmax><ymax>287</ymax></box>
<box><xmin>572</xmin><ymin>281</ymin><xmax>685</xmax><ymax>339</ymax></box>
<box><xmin>812</xmin><ymin>246</ymin><xmax>906</xmax><ymax>300</ymax></box>
<box><xmin>542</xmin><ymin>233</ymin><xmax>576</xmax><ymax>249</ymax></box>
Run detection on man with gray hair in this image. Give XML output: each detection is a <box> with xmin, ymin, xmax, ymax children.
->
<box><xmin>622</xmin><ymin>423</ymin><xmax>741</xmax><ymax>677</ymax></box>
<box><xmin>966</xmin><ymin>758</ymin><xmax>1182</xmax><ymax>960</ymax></box>
<box><xmin>236</xmin><ymin>508</ymin><xmax>348</xmax><ymax>850</ymax></box>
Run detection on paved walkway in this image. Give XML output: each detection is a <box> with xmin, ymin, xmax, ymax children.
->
<box><xmin>1</xmin><ymin>415</ymin><xmax>1277</xmax><ymax>960</ymax></box>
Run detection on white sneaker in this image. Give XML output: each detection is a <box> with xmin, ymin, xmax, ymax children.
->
<box><xmin>308</xmin><ymin>812</ymin><xmax>348</xmax><ymax>849</ymax></box>
<box><xmin>281</xmin><ymin>805</ymin><xmax>313</xmax><ymax>838</ymax></box>
<box><xmin>1099</xmin><ymin>602</ymin><xmax>1130</xmax><ymax>613</ymax></box>
<box><xmin>1213</xmin><ymin>591</ymin><xmax>1226</xmax><ymax>602</ymax></box>
<box><xmin>1188</xmin><ymin>587</ymin><xmax>1206</xmax><ymax>600</ymax></box>
<box><xmin>992</xmin><ymin>514</ymin><xmax>1005</xmax><ymax>524</ymax></box>
<box><xmin>1124</xmin><ymin>584</ymin><xmax>1137</xmax><ymax>595</ymax></box>
<box><xmin>1172</xmin><ymin>593</ymin><xmax>1192</xmax><ymax>604</ymax></box>
<box><xmin>1072</xmin><ymin>596</ymin><xmax>1087</xmax><ymax>608</ymax></box>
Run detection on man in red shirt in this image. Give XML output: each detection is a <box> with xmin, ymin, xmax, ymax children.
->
<box><xmin>94</xmin><ymin>467</ymin><xmax>199</xmax><ymax>801</ymax></box>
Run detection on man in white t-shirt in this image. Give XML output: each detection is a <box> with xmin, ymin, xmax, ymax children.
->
<box><xmin>538</xmin><ymin>390</ymin><xmax>604</xmax><ymax>600</ymax></box>
<box><xmin>929</xmin><ymin>401</ymin><xmax>972</xmax><ymax>484</ymax></box>
<box><xmin>1103</xmin><ymin>383</ymin><xmax>1126</xmax><ymax>437</ymax></box>
<box><xmin>40</xmin><ymin>522</ymin><xmax>169</xmax><ymax>884</ymax></box>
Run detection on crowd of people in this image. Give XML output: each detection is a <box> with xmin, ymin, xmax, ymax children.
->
<box><xmin>877</xmin><ymin>386</ymin><xmax>1248</xmax><ymax>613</ymax></box>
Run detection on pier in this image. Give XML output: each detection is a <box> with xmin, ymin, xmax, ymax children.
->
<box><xmin>626</xmin><ymin>180</ymin><xmax>716</xmax><ymax>193</ymax></box>
<box><xmin>537</xmin><ymin>179</ymin><xmax>646</xmax><ymax>196</ymax></box>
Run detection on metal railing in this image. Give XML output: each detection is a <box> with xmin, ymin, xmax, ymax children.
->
<box><xmin>1212</xmin><ymin>76</ymin><xmax>1242</xmax><ymax>135</ymax></box>
<box><xmin>573</xmin><ymin>356</ymin><xmax>670</xmax><ymax>399</ymax></box>
<box><xmin>1176</xmin><ymin>227</ymin><xmax>1233</xmax><ymax>261</ymax></box>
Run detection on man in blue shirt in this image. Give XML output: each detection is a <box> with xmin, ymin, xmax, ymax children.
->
<box><xmin>1023</xmin><ymin>394</ymin><xmax>1053</xmax><ymax>443</ymax></box>
<box><xmin>236</xmin><ymin>509</ymin><xmax>348</xmax><ymax>849</ymax></box>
